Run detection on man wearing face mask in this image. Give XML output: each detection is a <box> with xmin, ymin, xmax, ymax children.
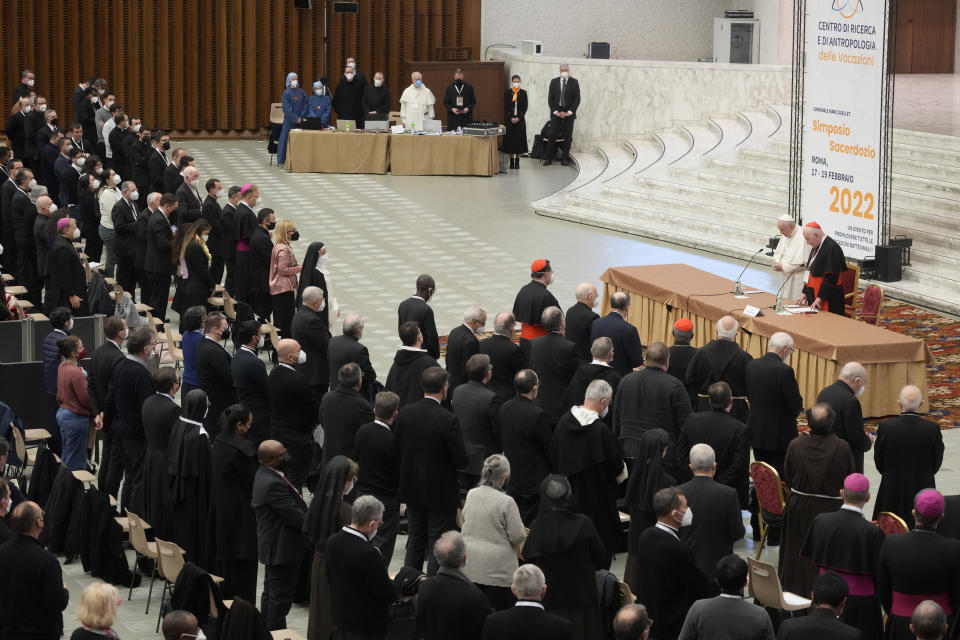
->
<box><xmin>325</xmin><ymin>495</ymin><xmax>400</xmax><ymax>639</ymax></box>
<box><xmin>362</xmin><ymin>71</ymin><xmax>390</xmax><ymax>117</ymax></box>
<box><xmin>292</xmin><ymin>286</ymin><xmax>333</xmax><ymax>403</ymax></box>
<box><xmin>136</xmin><ymin>192</ymin><xmax>162</xmax><ymax>302</ymax></box>
<box><xmin>320</xmin><ymin>362</ymin><xmax>374</xmax><ymax>465</ymax></box>
<box><xmin>269</xmin><ymin>339</ymin><xmax>319</xmax><ymax>491</ymax></box>
<box><xmin>249</xmin><ymin>208</ymin><xmax>276</xmax><ymax>321</ymax></box>
<box><xmin>232</xmin><ymin>183</ymin><xmax>260</xmax><ymax>304</ymax></box>
<box><xmin>252</xmin><ymin>439</ymin><xmax>308</xmax><ymax>631</ymax></box>
<box><xmin>147</xmin><ymin>131</ymin><xmax>171</xmax><ymax>196</ymax></box>
<box><xmin>817</xmin><ymin>362</ymin><xmax>872</xmax><ymax>473</ymax></box>
<box><xmin>277</xmin><ymin>72</ymin><xmax>306</xmax><ymax>167</ymax></box>
<box><xmin>545</xmin><ymin>64</ymin><xmax>580</xmax><ymax>166</ymax></box>
<box><xmin>111</xmin><ymin>180</ymin><xmax>141</xmax><ymax>296</ymax></box>
<box><xmin>12</xmin><ymin>69</ymin><xmax>36</xmax><ymax>103</ymax></box>
<box><xmin>110</xmin><ymin>327</ymin><xmax>159</xmax><ymax>515</ymax></box>
<box><xmin>88</xmin><ymin>317</ymin><xmax>128</xmax><ymax>497</ymax></box>
<box><xmin>550</xmin><ymin>379</ymin><xmax>627</xmax><ymax>565</ymax></box>
<box><xmin>400</xmin><ymin>71</ymin><xmax>436</xmax><ymax>129</ymax></box>
<box><xmin>46</xmin><ymin>217</ymin><xmax>88</xmax><ymax>315</ymax></box>
<box><xmin>32</xmin><ymin>195</ymin><xmax>56</xmax><ymax>312</ymax></box>
<box><xmin>629</xmin><ymin>487</ymin><xmax>712</xmax><ymax>640</ymax></box>
<box><xmin>345</xmin><ymin>57</ymin><xmax>368</xmax><ymax>87</ymax></box>
<box><xmin>144</xmin><ymin>193</ymin><xmax>178</xmax><ymax>320</ymax></box>
<box><xmin>164</xmin><ymin>148</ymin><xmax>190</xmax><ymax>195</ymax></box>
<box><xmin>94</xmin><ymin>93</ymin><xmax>116</xmax><ymax>149</ymax></box>
<box><xmin>499</xmin><ymin>370</ymin><xmax>552</xmax><ymax>525</ymax></box>
<box><xmin>4</xmin><ymin>97</ymin><xmax>31</xmax><ymax>162</ymax></box>
<box><xmin>11</xmin><ymin>169</ymin><xmax>42</xmax><ymax>304</ymax></box>
<box><xmin>78</xmin><ymin>87</ymin><xmax>100</xmax><ymax>151</ymax></box>
<box><xmin>201</xmin><ymin>178</ymin><xmax>224</xmax><ymax>285</ymax></box>
<box><xmin>333</xmin><ymin>65</ymin><xmax>366</xmax><ymax>130</ymax></box>
<box><xmin>231</xmin><ymin>321</ymin><xmax>272</xmax><ymax>446</ymax></box>
<box><xmin>443</xmin><ymin>68</ymin><xmax>476</xmax><ymax>131</ymax></box>
<box><xmin>24</xmin><ymin>96</ymin><xmax>47</xmax><ymax>173</ymax></box>
<box><xmin>175</xmin><ymin>165</ymin><xmax>204</xmax><ymax>227</ymax></box>
<box><xmin>219</xmin><ymin>185</ymin><xmax>242</xmax><ymax>293</ymax></box>
<box><xmin>196</xmin><ymin>312</ymin><xmax>237</xmax><ymax>437</ymax></box>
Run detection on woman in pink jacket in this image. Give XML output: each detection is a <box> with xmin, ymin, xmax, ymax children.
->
<box><xmin>269</xmin><ymin>219</ymin><xmax>303</xmax><ymax>339</ymax></box>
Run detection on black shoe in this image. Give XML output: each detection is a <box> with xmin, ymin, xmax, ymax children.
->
<box><xmin>514</xmin><ymin>158</ymin><xmax>520</xmax><ymax>170</ymax></box>
<box><xmin>561</xmin><ymin>157</ymin><xmax>570</xmax><ymax>166</ymax></box>
<box><xmin>543</xmin><ymin>159</ymin><xmax>552</xmax><ymax>166</ymax></box>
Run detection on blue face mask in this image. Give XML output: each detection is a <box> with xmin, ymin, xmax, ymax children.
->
<box><xmin>414</xmin><ymin>80</ymin><xmax>422</xmax><ymax>87</ymax></box>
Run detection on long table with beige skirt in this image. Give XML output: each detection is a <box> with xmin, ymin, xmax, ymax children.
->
<box><xmin>599</xmin><ymin>264</ymin><xmax>934</xmax><ymax>418</ymax></box>
<box><xmin>284</xmin><ymin>130</ymin><xmax>499</xmax><ymax>176</ymax></box>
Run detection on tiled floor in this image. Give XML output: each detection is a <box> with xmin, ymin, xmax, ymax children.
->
<box><xmin>53</xmin><ymin>140</ymin><xmax>957</xmax><ymax>638</ymax></box>
<box><xmin>894</xmin><ymin>74</ymin><xmax>960</xmax><ymax>136</ymax></box>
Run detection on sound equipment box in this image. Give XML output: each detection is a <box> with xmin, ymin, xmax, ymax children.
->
<box><xmin>333</xmin><ymin>1</ymin><xmax>359</xmax><ymax>12</ymax></box>
<box><xmin>874</xmin><ymin>244</ymin><xmax>903</xmax><ymax>282</ymax></box>
<box><xmin>293</xmin><ymin>0</ymin><xmax>313</xmax><ymax>8</ymax></box>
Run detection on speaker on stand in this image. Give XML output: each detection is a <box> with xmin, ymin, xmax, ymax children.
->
<box><xmin>874</xmin><ymin>244</ymin><xmax>903</xmax><ymax>282</ymax></box>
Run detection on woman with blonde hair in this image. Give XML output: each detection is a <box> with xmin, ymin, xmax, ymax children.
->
<box><xmin>71</xmin><ymin>580</ymin><xmax>121</xmax><ymax>639</ymax></box>
<box><xmin>269</xmin><ymin>218</ymin><xmax>302</xmax><ymax>339</ymax></box>
<box><xmin>460</xmin><ymin>453</ymin><xmax>527</xmax><ymax>610</ymax></box>
<box><xmin>172</xmin><ymin>218</ymin><xmax>214</xmax><ymax>315</ymax></box>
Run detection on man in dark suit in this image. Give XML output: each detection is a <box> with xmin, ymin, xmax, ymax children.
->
<box><xmin>0</xmin><ymin>501</ymin><xmax>70</xmax><ymax>640</ymax></box>
<box><xmin>613</xmin><ymin>604</ymin><xmax>652</xmax><ymax>640</ymax></box>
<box><xmin>87</xmin><ymin>317</ymin><xmax>128</xmax><ymax>496</ymax></box>
<box><xmin>872</xmin><ymin>385</ymin><xmax>943</xmax><ymax>525</ymax></box>
<box><xmin>325</xmin><ymin>495</ymin><xmax>400</xmax><ymax>639</ymax></box>
<box><xmin>668</xmin><ymin>319</ymin><xmax>697</xmax><ymax>392</ymax></box>
<box><xmin>291</xmin><ymin>285</ymin><xmax>332</xmax><ymax>402</ymax></box>
<box><xmin>685</xmin><ymin>316</ymin><xmax>753</xmax><ymax>422</ymax></box>
<box><xmin>231</xmin><ymin>321</ymin><xmax>271</xmax><ymax>444</ymax></box>
<box><xmin>397</xmin><ymin>273</ymin><xmax>440</xmax><ymax>359</ymax></box>
<box><xmin>320</xmin><ymin>362</ymin><xmax>374</xmax><ymax>464</ymax></box>
<box><xmin>777</xmin><ymin>572</ymin><xmax>862</xmax><ymax>640</ymax></box>
<box><xmin>4</xmin><ymin>98</ymin><xmax>31</xmax><ymax>161</ymax></box>
<box><xmin>40</xmin><ymin>132</ymin><xmax>64</xmax><ymax>202</ymax></box>
<box><xmin>590</xmin><ymin>291</ymin><xmax>644</xmax><ymax>376</ymax></box>
<box><xmin>481</xmin><ymin>563</ymin><xmax>573</xmax><ymax>640</ymax></box>
<box><xmin>394</xmin><ymin>367</ymin><xmax>468</xmax><ymax>575</ymax></box>
<box><xmin>544</xmin><ymin>64</ymin><xmax>580</xmax><ymax>166</ymax></box>
<box><xmin>564</xmin><ymin>282</ymin><xmax>599</xmax><ymax>362</ymax></box>
<box><xmin>220</xmin><ymin>185</ymin><xmax>242</xmax><ymax>294</ymax></box>
<box><xmin>108</xmin><ymin>327</ymin><xmax>157</xmax><ymax>515</ymax></box>
<box><xmin>445</xmin><ymin>305</ymin><xmax>486</xmax><ymax>393</ymax></box>
<box><xmin>676</xmin><ymin>382</ymin><xmax>750</xmax><ymax>507</ymax></box>
<box><xmin>196</xmin><ymin>312</ymin><xmax>236</xmax><ymax>436</ymax></box>
<box><xmin>111</xmin><ymin>181</ymin><xmax>141</xmax><ymax>296</ymax></box>
<box><xmin>386</xmin><ymin>321</ymin><xmax>439</xmax><ymax>409</ymax></box>
<box><xmin>327</xmin><ymin>312</ymin><xmax>377</xmax><ymax>396</ymax></box>
<box><xmin>252</xmin><ymin>439</ymin><xmax>308</xmax><ymax>631</ymax></box>
<box><xmin>268</xmin><ymin>339</ymin><xmax>320</xmax><ymax>490</ymax></box>
<box><xmin>676</xmin><ymin>445</ymin><xmax>745</xmax><ymax>582</ymax></box>
<box><xmin>10</xmin><ymin>168</ymin><xmax>42</xmax><ymax>305</ymax></box>
<box><xmin>355</xmin><ymin>391</ymin><xmax>402</xmax><ymax>566</ymax></box>
<box><xmin>480</xmin><ymin>311</ymin><xmax>527</xmax><ymax>405</ymax></box>
<box><xmin>146</xmin><ymin>132</ymin><xmax>170</xmax><ymax>196</ymax></box>
<box><xmin>442</xmin><ymin>68</ymin><xmax>477</xmax><ymax>131</ymax></box>
<box><xmin>679</xmin><ymin>554</ymin><xmax>775</xmax><ymax>640</ymax></box>
<box><xmin>163</xmin><ymin>148</ymin><xmax>187</xmax><ymax>195</ymax></box>
<box><xmin>529</xmin><ymin>306</ymin><xmax>578</xmax><ymax>424</ymax></box>
<box><xmin>613</xmin><ymin>341</ymin><xmax>692</xmax><ymax>463</ymax></box>
<box><xmin>451</xmin><ymin>353</ymin><xmax>500</xmax><ymax>492</ymax></box>
<box><xmin>11</xmin><ymin>70</ymin><xmax>35</xmax><ymax>104</ymax></box>
<box><xmin>562</xmin><ymin>336</ymin><xmax>622</xmax><ymax>416</ymax></box>
<box><xmin>817</xmin><ymin>362</ymin><xmax>872</xmax><ymax>473</ymax></box>
<box><xmin>416</xmin><ymin>531</ymin><xmax>494</xmax><ymax>639</ymax></box>
<box><xmin>174</xmin><ymin>165</ymin><xmax>203</xmax><ymax>228</ymax></box>
<box><xmin>629</xmin><ymin>487</ymin><xmax>712</xmax><ymax>640</ymax></box>
<box><xmin>144</xmin><ymin>193</ymin><xmax>178</xmax><ymax>320</ymax></box>
<box><xmin>499</xmin><ymin>369</ymin><xmax>553</xmax><ymax>525</ymax></box>
<box><xmin>136</xmin><ymin>193</ymin><xmax>160</xmax><ymax>301</ymax></box>
<box><xmin>201</xmin><ymin>178</ymin><xmax>224</xmax><ymax>285</ymax></box>
<box><xmin>746</xmin><ymin>332</ymin><xmax>803</xmax><ymax>476</ymax></box>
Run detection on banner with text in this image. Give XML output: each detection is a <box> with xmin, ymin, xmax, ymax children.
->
<box><xmin>801</xmin><ymin>0</ymin><xmax>888</xmax><ymax>260</ymax></box>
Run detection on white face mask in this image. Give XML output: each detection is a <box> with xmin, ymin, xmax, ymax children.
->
<box><xmin>201</xmin><ymin>234</ymin><xmax>209</xmax><ymax>243</ymax></box>
<box><xmin>112</xmin><ymin>173</ymin><xmax>122</xmax><ymax>185</ymax></box>
<box><xmin>92</xmin><ymin>179</ymin><xmax>101</xmax><ymax>190</ymax></box>
<box><xmin>38</xmin><ymin>104</ymin><xmax>46</xmax><ymax>112</ymax></box>
<box><xmin>26</xmin><ymin>79</ymin><xmax>35</xmax><ymax>87</ymax></box>
<box><xmin>216</xmin><ymin>189</ymin><xmax>225</xmax><ymax>199</ymax></box>
<box><xmin>91</xmin><ymin>96</ymin><xmax>99</xmax><ymax>103</ymax></box>
<box><xmin>290</xmin><ymin>79</ymin><xmax>299</xmax><ymax>88</ymax></box>
<box><xmin>27</xmin><ymin>178</ymin><xmax>38</xmax><ymax>191</ymax></box>
<box><xmin>257</xmin><ymin>335</ymin><xmax>265</xmax><ymax>349</ymax></box>
<box><xmin>196</xmin><ymin>631</ymin><xmax>207</xmax><ymax>640</ymax></box>
<box><xmin>66</xmin><ymin>318</ymin><xmax>75</xmax><ymax>332</ymax></box>
<box><xmin>105</xmin><ymin>101</ymin><xmax>114</xmax><ymax>109</ymax></box>
<box><xmin>23</xmin><ymin>105</ymin><xmax>31</xmax><ymax>113</ymax></box>
<box><xmin>560</xmin><ymin>71</ymin><xmax>569</xmax><ymax>79</ymax></box>
<box><xmin>374</xmin><ymin>79</ymin><xmax>383</xmax><ymax>87</ymax></box>
<box><xmin>97</xmin><ymin>89</ymin><xmax>105</xmax><ymax>95</ymax></box>
<box><xmin>133</xmin><ymin>124</ymin><xmax>141</xmax><ymax>133</ymax></box>
<box><xmin>130</xmin><ymin>190</ymin><xmax>139</xmax><ymax>201</ymax></box>
<box><xmin>49</xmin><ymin>203</ymin><xmax>58</xmax><ymax>213</ymax></box>
<box><xmin>512</xmin><ymin>82</ymin><xmax>521</xmax><ymax>89</ymax></box>
<box><xmin>297</xmin><ymin>350</ymin><xmax>307</xmax><ymax>364</ymax></box>
<box><xmin>315</xmin><ymin>89</ymin><xmax>324</xmax><ymax>96</ymax></box>
<box><xmin>72</xmin><ymin>227</ymin><xmax>81</xmax><ymax>240</ymax></box>
<box><xmin>345</xmin><ymin>73</ymin><xmax>355</xmax><ymax>81</ymax></box>
<box><xmin>317</xmin><ymin>255</ymin><xmax>329</xmax><ymax>270</ymax></box>
<box><xmin>318</xmin><ymin>300</ymin><xmax>326</xmax><ymax>312</ymax></box>
<box><xmin>856</xmin><ymin>384</ymin><xmax>866</xmax><ymax>398</ymax></box>
<box><xmin>679</xmin><ymin>507</ymin><xmax>693</xmax><ymax>527</ymax></box>
<box><xmin>255</xmin><ymin>197</ymin><xmax>263</xmax><ymax>206</ymax></box>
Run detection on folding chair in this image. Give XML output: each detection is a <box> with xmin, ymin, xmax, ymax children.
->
<box><xmin>747</xmin><ymin>557</ymin><xmax>811</xmax><ymax>612</ymax></box>
<box><xmin>126</xmin><ymin>512</ymin><xmax>159</xmax><ymax>610</ymax></box>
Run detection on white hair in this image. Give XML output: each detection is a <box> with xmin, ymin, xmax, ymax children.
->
<box><xmin>512</xmin><ymin>564</ymin><xmax>546</xmax><ymax>599</ymax></box>
<box><xmin>690</xmin><ymin>443</ymin><xmax>716</xmax><ymax>473</ymax></box>
<box><xmin>769</xmin><ymin>332</ymin><xmax>794</xmax><ymax>352</ymax></box>
<box><xmin>839</xmin><ymin>362</ymin><xmax>867</xmax><ymax>382</ymax></box>
<box><xmin>590</xmin><ymin>337</ymin><xmax>613</xmax><ymax>360</ymax></box>
<box><xmin>575</xmin><ymin>283</ymin><xmax>596</xmax><ymax>301</ymax></box>
<box><xmin>899</xmin><ymin>385</ymin><xmax>923</xmax><ymax>412</ymax></box>
<box><xmin>302</xmin><ymin>286</ymin><xmax>325</xmax><ymax>305</ymax></box>
<box><xmin>463</xmin><ymin>306</ymin><xmax>486</xmax><ymax>324</ymax></box>
<box><xmin>480</xmin><ymin>454</ymin><xmax>510</xmax><ymax>485</ymax></box>
<box><xmin>147</xmin><ymin>192</ymin><xmax>162</xmax><ymax>207</ymax></box>
<box><xmin>585</xmin><ymin>379</ymin><xmax>613</xmax><ymax>402</ymax></box>
<box><xmin>717</xmin><ymin>316</ymin><xmax>739</xmax><ymax>340</ymax></box>
<box><xmin>411</xmin><ymin>71</ymin><xmax>422</xmax><ymax>80</ymax></box>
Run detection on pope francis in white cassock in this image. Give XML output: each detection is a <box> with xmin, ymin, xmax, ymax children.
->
<box><xmin>772</xmin><ymin>214</ymin><xmax>808</xmax><ymax>299</ymax></box>
<box><xmin>399</xmin><ymin>71</ymin><xmax>436</xmax><ymax>129</ymax></box>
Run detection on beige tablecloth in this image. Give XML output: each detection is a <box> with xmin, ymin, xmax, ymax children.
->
<box><xmin>599</xmin><ymin>264</ymin><xmax>934</xmax><ymax>418</ymax></box>
<box><xmin>285</xmin><ymin>130</ymin><xmax>390</xmax><ymax>174</ymax></box>
<box><xmin>389</xmin><ymin>134</ymin><xmax>499</xmax><ymax>176</ymax></box>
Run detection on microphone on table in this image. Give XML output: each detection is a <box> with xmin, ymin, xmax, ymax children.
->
<box><xmin>733</xmin><ymin>248</ymin><xmax>764</xmax><ymax>297</ymax></box>
<box><xmin>772</xmin><ymin>269</ymin><xmax>799</xmax><ymax>313</ymax></box>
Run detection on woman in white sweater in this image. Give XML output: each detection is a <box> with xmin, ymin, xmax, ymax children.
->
<box><xmin>461</xmin><ymin>454</ymin><xmax>527</xmax><ymax>610</ymax></box>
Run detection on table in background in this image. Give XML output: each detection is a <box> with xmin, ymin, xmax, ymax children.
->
<box><xmin>285</xmin><ymin>130</ymin><xmax>389</xmax><ymax>174</ymax></box>
<box><xmin>599</xmin><ymin>264</ymin><xmax>934</xmax><ymax>418</ymax></box>
<box><xmin>389</xmin><ymin>134</ymin><xmax>499</xmax><ymax>176</ymax></box>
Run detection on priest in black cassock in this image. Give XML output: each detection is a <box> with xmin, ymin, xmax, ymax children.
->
<box><xmin>513</xmin><ymin>259</ymin><xmax>559</xmax><ymax>355</ymax></box>
<box><xmin>442</xmin><ymin>68</ymin><xmax>477</xmax><ymax>131</ymax></box>
<box><xmin>549</xmin><ymin>379</ymin><xmax>626</xmax><ymax>565</ymax></box>
<box><xmin>779</xmin><ymin>403</ymin><xmax>855</xmax><ymax>598</ymax></box>
<box><xmin>165</xmin><ymin>389</ymin><xmax>214</xmax><ymax>569</ymax></box>
<box><xmin>684</xmin><ymin>315</ymin><xmax>753</xmax><ymax>422</ymax></box>
<box><xmin>873</xmin><ymin>385</ymin><xmax>943</xmax><ymax>526</ymax></box>
<box><xmin>142</xmin><ymin>367</ymin><xmax>182</xmax><ymax>539</ymax></box>
<box><xmin>878</xmin><ymin>489</ymin><xmax>960</xmax><ymax>640</ymax></box>
<box><xmin>560</xmin><ymin>336</ymin><xmax>621</xmax><ymax>421</ymax></box>
<box><xmin>332</xmin><ymin>65</ymin><xmax>366</xmax><ymax>130</ymax></box>
<box><xmin>800</xmin><ymin>473</ymin><xmax>885</xmax><ymax>640</ymax></box>
<box><xmin>798</xmin><ymin>221</ymin><xmax>848</xmax><ymax>315</ymax></box>
<box><xmin>817</xmin><ymin>362</ymin><xmax>872</xmax><ymax>474</ymax></box>
<box><xmin>232</xmin><ymin>185</ymin><xmax>259</xmax><ymax>304</ymax></box>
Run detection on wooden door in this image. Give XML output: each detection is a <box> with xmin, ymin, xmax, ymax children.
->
<box><xmin>895</xmin><ymin>0</ymin><xmax>957</xmax><ymax>73</ymax></box>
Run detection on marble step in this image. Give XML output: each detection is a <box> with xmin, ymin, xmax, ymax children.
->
<box><xmin>892</xmin><ymin>172</ymin><xmax>960</xmax><ymax>202</ymax></box>
<box><xmin>701</xmin><ymin>157</ymin><xmax>789</xmax><ymax>185</ymax></box>
<box><xmin>892</xmin><ymin>129</ymin><xmax>960</xmax><ymax>153</ymax></box>
<box><xmin>702</xmin><ymin>115</ymin><xmax>752</xmax><ymax>155</ymax></box>
<box><xmin>893</xmin><ymin>142</ymin><xmax>960</xmax><ymax>169</ymax></box>
<box><xmin>672</xmin><ymin>121</ymin><xmax>722</xmax><ymax>164</ymax></box>
<box><xmin>651</xmin><ymin>128</ymin><xmax>695</xmax><ymax>166</ymax></box>
<box><xmin>892</xmin><ymin>156</ymin><xmax>960</xmax><ymax>186</ymax></box>
<box><xmin>626</xmin><ymin>175</ymin><xmax>786</xmax><ymax>217</ymax></box>
<box><xmin>736</xmin><ymin>148</ymin><xmax>790</xmax><ymax>171</ymax></box>
<box><xmin>556</xmin><ymin>148</ymin><xmax>606</xmax><ymax>194</ymax></box>
<box><xmin>662</xmin><ymin>166</ymin><xmax>789</xmax><ymax>201</ymax></box>
<box><xmin>587</xmin><ymin>141</ymin><xmax>639</xmax><ymax>187</ymax></box>
<box><xmin>739</xmin><ymin>107</ymin><xmax>783</xmax><ymax>141</ymax></box>
<box><xmin>624</xmin><ymin>136</ymin><xmax>667</xmax><ymax>174</ymax></box>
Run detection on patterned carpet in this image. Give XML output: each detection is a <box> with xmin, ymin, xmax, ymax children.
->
<box><xmin>878</xmin><ymin>299</ymin><xmax>960</xmax><ymax>430</ymax></box>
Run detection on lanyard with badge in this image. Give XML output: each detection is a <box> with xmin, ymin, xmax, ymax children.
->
<box><xmin>454</xmin><ymin>83</ymin><xmax>464</xmax><ymax>107</ymax></box>
<box><xmin>804</xmin><ymin>242</ymin><xmax>823</xmax><ymax>285</ymax></box>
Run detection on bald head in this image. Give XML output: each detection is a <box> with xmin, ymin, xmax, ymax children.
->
<box><xmin>494</xmin><ymin>312</ymin><xmax>515</xmax><ymax>336</ymax></box>
<box><xmin>11</xmin><ymin>500</ymin><xmax>42</xmax><ymax>537</ymax></box>
<box><xmin>575</xmin><ymin>283</ymin><xmax>598</xmax><ymax>306</ymax></box>
<box><xmin>911</xmin><ymin>600</ymin><xmax>948</xmax><ymax>640</ymax></box>
<box><xmin>839</xmin><ymin>362</ymin><xmax>867</xmax><ymax>386</ymax></box>
<box><xmin>716</xmin><ymin>316</ymin><xmax>739</xmax><ymax>340</ymax></box>
<box><xmin>899</xmin><ymin>385</ymin><xmax>923</xmax><ymax>412</ymax></box>
<box><xmin>258</xmin><ymin>440</ymin><xmax>285</xmax><ymax>466</ymax></box>
<box><xmin>277</xmin><ymin>338</ymin><xmax>301</xmax><ymax>364</ymax></box>
<box><xmin>36</xmin><ymin>195</ymin><xmax>54</xmax><ymax>215</ymax></box>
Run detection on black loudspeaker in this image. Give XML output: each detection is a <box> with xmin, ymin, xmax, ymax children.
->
<box><xmin>588</xmin><ymin>42</ymin><xmax>610</xmax><ymax>59</ymax></box>
<box><xmin>874</xmin><ymin>244</ymin><xmax>903</xmax><ymax>282</ymax></box>
<box><xmin>293</xmin><ymin>0</ymin><xmax>313</xmax><ymax>8</ymax></box>
<box><xmin>333</xmin><ymin>1</ymin><xmax>359</xmax><ymax>12</ymax></box>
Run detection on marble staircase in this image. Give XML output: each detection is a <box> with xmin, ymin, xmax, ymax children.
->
<box><xmin>535</xmin><ymin>106</ymin><xmax>960</xmax><ymax>316</ymax></box>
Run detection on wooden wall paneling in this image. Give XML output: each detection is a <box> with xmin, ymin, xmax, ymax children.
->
<box><xmin>895</xmin><ymin>0</ymin><xmax>915</xmax><ymax>74</ymax></box>
<box><xmin>171</xmin><ymin>0</ymin><xmax>185</xmax><ymax>130</ymax></box>
<box><xmin>243</xmin><ymin>0</ymin><xmax>257</xmax><ymax>129</ymax></box>
<box><xmin>911</xmin><ymin>0</ymin><xmax>956</xmax><ymax>73</ymax></box>
<box><xmin>273</xmin><ymin>0</ymin><xmax>285</xmax><ymax>112</ymax></box>
<box><xmin>214</xmin><ymin>0</ymin><xmax>227</xmax><ymax>129</ymax></box>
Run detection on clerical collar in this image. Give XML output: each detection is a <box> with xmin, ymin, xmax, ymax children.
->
<box><xmin>424</xmin><ymin>396</ymin><xmax>441</xmax><ymax>404</ymax></box>
<box><xmin>342</xmin><ymin>525</ymin><xmax>368</xmax><ymax>542</ymax></box>
<box><xmin>278</xmin><ymin>363</ymin><xmax>296</xmax><ymax>371</ymax></box>
<box><xmin>840</xmin><ymin>504</ymin><xmax>864</xmax><ymax>516</ymax></box>
<box><xmin>590</xmin><ymin>360</ymin><xmax>610</xmax><ymax>367</ymax></box>
<box><xmin>400</xmin><ymin>346</ymin><xmax>426</xmax><ymax>352</ymax></box>
<box><xmin>374</xmin><ymin>420</ymin><xmax>391</xmax><ymax>430</ymax></box>
<box><xmin>514</xmin><ymin>601</ymin><xmax>544</xmax><ymax>609</ymax></box>
<box><xmin>240</xmin><ymin>345</ymin><xmax>257</xmax><ymax>355</ymax></box>
<box><xmin>719</xmin><ymin>593</ymin><xmax>743</xmax><ymax>599</ymax></box>
<box><xmin>655</xmin><ymin>521</ymin><xmax>679</xmax><ymax>539</ymax></box>
<box><xmin>410</xmin><ymin>295</ymin><xmax>425</xmax><ymax>301</ymax></box>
